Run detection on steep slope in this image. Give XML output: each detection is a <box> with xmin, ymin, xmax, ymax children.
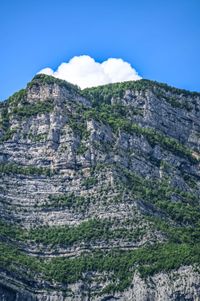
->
<box><xmin>0</xmin><ymin>74</ymin><xmax>200</xmax><ymax>301</ymax></box>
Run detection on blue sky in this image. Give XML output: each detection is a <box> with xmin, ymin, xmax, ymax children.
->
<box><xmin>1</xmin><ymin>0</ymin><xmax>200</xmax><ymax>100</ymax></box>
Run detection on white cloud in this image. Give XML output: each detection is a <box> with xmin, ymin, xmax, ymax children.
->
<box><xmin>38</xmin><ymin>55</ymin><xmax>142</xmax><ymax>89</ymax></box>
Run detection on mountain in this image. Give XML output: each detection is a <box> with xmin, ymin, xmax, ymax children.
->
<box><xmin>0</xmin><ymin>74</ymin><xmax>200</xmax><ymax>301</ymax></box>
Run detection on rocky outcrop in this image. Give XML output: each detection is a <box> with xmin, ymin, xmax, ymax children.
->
<box><xmin>0</xmin><ymin>75</ymin><xmax>200</xmax><ymax>300</ymax></box>
<box><xmin>1</xmin><ymin>266</ymin><xmax>200</xmax><ymax>301</ymax></box>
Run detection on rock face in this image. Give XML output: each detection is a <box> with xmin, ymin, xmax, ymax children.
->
<box><xmin>0</xmin><ymin>74</ymin><xmax>200</xmax><ymax>300</ymax></box>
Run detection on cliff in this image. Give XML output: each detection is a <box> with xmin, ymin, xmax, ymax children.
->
<box><xmin>0</xmin><ymin>74</ymin><xmax>200</xmax><ymax>300</ymax></box>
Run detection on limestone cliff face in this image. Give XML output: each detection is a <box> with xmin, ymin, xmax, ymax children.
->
<box><xmin>0</xmin><ymin>75</ymin><xmax>200</xmax><ymax>300</ymax></box>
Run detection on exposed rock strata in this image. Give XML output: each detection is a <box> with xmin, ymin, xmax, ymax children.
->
<box><xmin>0</xmin><ymin>75</ymin><xmax>200</xmax><ymax>300</ymax></box>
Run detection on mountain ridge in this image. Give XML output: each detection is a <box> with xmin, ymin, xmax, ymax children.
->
<box><xmin>3</xmin><ymin>74</ymin><xmax>200</xmax><ymax>104</ymax></box>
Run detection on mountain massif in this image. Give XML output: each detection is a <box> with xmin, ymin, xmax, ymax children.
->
<box><xmin>0</xmin><ymin>74</ymin><xmax>200</xmax><ymax>300</ymax></box>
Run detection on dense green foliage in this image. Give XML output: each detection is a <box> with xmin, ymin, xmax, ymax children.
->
<box><xmin>0</xmin><ymin>163</ymin><xmax>52</xmax><ymax>176</ymax></box>
<box><xmin>0</xmin><ymin>106</ymin><xmax>9</xmax><ymax>131</ymax></box>
<box><xmin>8</xmin><ymin>89</ymin><xmax>27</xmax><ymax>105</ymax></box>
<box><xmin>0</xmin><ymin>220</ymin><xmax>23</xmax><ymax>240</ymax></box>
<box><xmin>76</xmin><ymin>143</ymin><xmax>88</xmax><ymax>155</ymax></box>
<box><xmin>82</xmin><ymin>79</ymin><xmax>199</xmax><ymax>106</ymax></box>
<box><xmin>0</xmin><ymin>240</ymin><xmax>199</xmax><ymax>292</ymax></box>
<box><xmin>10</xmin><ymin>99</ymin><xmax>54</xmax><ymax>118</ymax></box>
<box><xmin>0</xmin><ymin>105</ymin><xmax>16</xmax><ymax>142</ymax></box>
<box><xmin>27</xmin><ymin>218</ymin><xmax>145</xmax><ymax>246</ymax></box>
<box><xmin>0</xmin><ymin>242</ymin><xmax>42</xmax><ymax>280</ymax></box>
<box><xmin>82</xmin><ymin>176</ymin><xmax>98</xmax><ymax>189</ymax></box>
<box><xmin>44</xmin><ymin>193</ymin><xmax>90</xmax><ymax>209</ymax></box>
<box><xmin>46</xmin><ymin>242</ymin><xmax>200</xmax><ymax>290</ymax></box>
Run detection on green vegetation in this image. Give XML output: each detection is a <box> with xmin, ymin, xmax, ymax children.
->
<box><xmin>76</xmin><ymin>143</ymin><xmax>88</xmax><ymax>155</ymax></box>
<box><xmin>46</xmin><ymin>242</ymin><xmax>200</xmax><ymax>289</ymax></box>
<box><xmin>1</xmin><ymin>162</ymin><xmax>199</xmax><ymax>251</ymax></box>
<box><xmin>0</xmin><ymin>176</ymin><xmax>200</xmax><ymax>292</ymax></box>
<box><xmin>1</xmin><ymin>209</ymin><xmax>199</xmax><ymax>283</ymax></box>
<box><xmin>8</xmin><ymin>89</ymin><xmax>27</xmax><ymax>105</ymax></box>
<box><xmin>45</xmin><ymin>193</ymin><xmax>89</xmax><ymax>209</ymax></box>
<box><xmin>10</xmin><ymin>99</ymin><xmax>54</xmax><ymax>118</ymax></box>
<box><xmin>148</xmin><ymin>217</ymin><xmax>200</xmax><ymax>245</ymax></box>
<box><xmin>0</xmin><ymin>128</ymin><xmax>17</xmax><ymax>142</ymax></box>
<box><xmin>0</xmin><ymin>163</ymin><xmax>52</xmax><ymax>176</ymax></box>
<box><xmin>0</xmin><ymin>215</ymin><xmax>145</xmax><ymax>246</ymax></box>
<box><xmin>26</xmin><ymin>132</ymin><xmax>48</xmax><ymax>142</ymax></box>
<box><xmin>0</xmin><ymin>242</ymin><xmax>41</xmax><ymax>278</ymax></box>
<box><xmin>27</xmin><ymin>218</ymin><xmax>145</xmax><ymax>246</ymax></box>
<box><xmin>154</xmin><ymin>200</ymin><xmax>200</xmax><ymax>225</ymax></box>
<box><xmin>120</xmin><ymin>165</ymin><xmax>198</xmax><ymax>208</ymax></box>
<box><xmin>117</xmin><ymin>166</ymin><xmax>200</xmax><ymax>246</ymax></box>
<box><xmin>82</xmin><ymin>102</ymin><xmax>197</xmax><ymax>163</ymax></box>
<box><xmin>0</xmin><ymin>240</ymin><xmax>199</xmax><ymax>292</ymax></box>
<box><xmin>155</xmin><ymin>93</ymin><xmax>193</xmax><ymax>111</ymax></box>
<box><xmin>82</xmin><ymin>79</ymin><xmax>199</xmax><ymax>106</ymax></box>
<box><xmin>0</xmin><ymin>220</ymin><xmax>23</xmax><ymax>240</ymax></box>
<box><xmin>0</xmin><ymin>105</ymin><xmax>16</xmax><ymax>143</ymax></box>
<box><xmin>0</xmin><ymin>106</ymin><xmax>9</xmax><ymax>131</ymax></box>
<box><xmin>68</xmin><ymin>118</ymin><xmax>89</xmax><ymax>139</ymax></box>
<box><xmin>82</xmin><ymin>176</ymin><xmax>98</xmax><ymax>189</ymax></box>
<box><xmin>81</xmin><ymin>82</ymin><xmax>199</xmax><ymax>161</ymax></box>
<box><xmin>27</xmin><ymin>74</ymin><xmax>79</xmax><ymax>93</ymax></box>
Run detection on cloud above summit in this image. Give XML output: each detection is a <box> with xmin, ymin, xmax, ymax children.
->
<box><xmin>38</xmin><ymin>55</ymin><xmax>142</xmax><ymax>89</ymax></box>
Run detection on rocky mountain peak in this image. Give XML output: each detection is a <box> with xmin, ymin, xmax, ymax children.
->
<box><xmin>26</xmin><ymin>74</ymin><xmax>80</xmax><ymax>102</ymax></box>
